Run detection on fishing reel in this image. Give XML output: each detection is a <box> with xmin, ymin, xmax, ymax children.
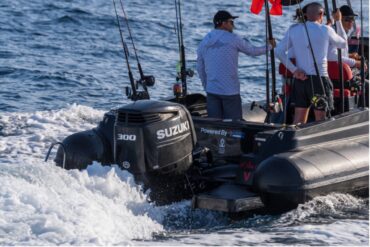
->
<box><xmin>174</xmin><ymin>68</ymin><xmax>194</xmax><ymax>98</ymax></box>
<box><xmin>173</xmin><ymin>82</ymin><xmax>183</xmax><ymax>98</ymax></box>
<box><xmin>176</xmin><ymin>69</ymin><xmax>194</xmax><ymax>81</ymax></box>
<box><xmin>186</xmin><ymin>69</ymin><xmax>194</xmax><ymax>78</ymax></box>
<box><xmin>311</xmin><ymin>94</ymin><xmax>328</xmax><ymax>111</ymax></box>
<box><xmin>133</xmin><ymin>91</ymin><xmax>150</xmax><ymax>101</ymax></box>
<box><xmin>138</xmin><ymin>75</ymin><xmax>155</xmax><ymax>87</ymax></box>
<box><xmin>125</xmin><ymin>75</ymin><xmax>154</xmax><ymax>101</ymax></box>
<box><xmin>125</xmin><ymin>86</ymin><xmax>150</xmax><ymax>101</ymax></box>
<box><xmin>269</xmin><ymin>95</ymin><xmax>284</xmax><ymax>113</ymax></box>
<box><xmin>250</xmin><ymin>95</ymin><xmax>284</xmax><ymax>113</ymax></box>
<box><xmin>250</xmin><ymin>101</ymin><xmax>268</xmax><ymax>112</ymax></box>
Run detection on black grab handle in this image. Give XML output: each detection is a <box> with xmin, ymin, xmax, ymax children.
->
<box><xmin>45</xmin><ymin>142</ymin><xmax>67</xmax><ymax>169</ymax></box>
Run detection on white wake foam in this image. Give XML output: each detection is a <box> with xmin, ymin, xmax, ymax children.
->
<box><xmin>0</xmin><ymin>105</ymin><xmax>166</xmax><ymax>245</ymax></box>
<box><xmin>150</xmin><ymin>194</ymin><xmax>368</xmax><ymax>246</ymax></box>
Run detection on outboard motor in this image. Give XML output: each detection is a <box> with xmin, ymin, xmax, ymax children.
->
<box><xmin>114</xmin><ymin>100</ymin><xmax>197</xmax><ymax>203</ymax></box>
<box><xmin>54</xmin><ymin>100</ymin><xmax>197</xmax><ymax>204</ymax></box>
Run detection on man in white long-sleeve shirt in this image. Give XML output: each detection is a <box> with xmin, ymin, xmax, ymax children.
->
<box><xmin>197</xmin><ymin>10</ymin><xmax>274</xmax><ymax>120</ymax></box>
<box><xmin>327</xmin><ymin>5</ymin><xmax>363</xmax><ymax>70</ymax></box>
<box><xmin>275</xmin><ymin>2</ymin><xmax>347</xmax><ymax>124</ymax></box>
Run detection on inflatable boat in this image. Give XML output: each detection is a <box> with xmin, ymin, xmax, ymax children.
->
<box><xmin>47</xmin><ymin>0</ymin><xmax>369</xmax><ymax>213</ymax></box>
<box><xmin>50</xmin><ymin>93</ymin><xmax>368</xmax><ymax>212</ymax></box>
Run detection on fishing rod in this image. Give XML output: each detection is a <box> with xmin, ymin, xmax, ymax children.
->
<box><xmin>177</xmin><ymin>0</ymin><xmax>186</xmax><ymax>97</ymax></box>
<box><xmin>330</xmin><ymin>0</ymin><xmax>345</xmax><ymax>114</ymax></box>
<box><xmin>118</xmin><ymin>0</ymin><xmax>155</xmax><ymax>88</ymax></box>
<box><xmin>174</xmin><ymin>0</ymin><xmax>181</xmax><ymax>62</ymax></box>
<box><xmin>323</xmin><ymin>0</ymin><xmax>330</xmax><ymax>23</ymax></box>
<box><xmin>253</xmin><ymin>1</ymin><xmax>300</xmax><ymax>120</ymax></box>
<box><xmin>359</xmin><ymin>0</ymin><xmax>366</xmax><ymax>107</ymax></box>
<box><xmin>264</xmin><ymin>0</ymin><xmax>277</xmax><ymax>101</ymax></box>
<box><xmin>264</xmin><ymin>0</ymin><xmax>271</xmax><ymax>113</ymax></box>
<box><xmin>174</xmin><ymin>0</ymin><xmax>193</xmax><ymax>98</ymax></box>
<box><xmin>112</xmin><ymin>0</ymin><xmax>137</xmax><ymax>99</ymax></box>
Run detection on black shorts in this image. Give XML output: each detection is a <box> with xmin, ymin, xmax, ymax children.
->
<box><xmin>293</xmin><ymin>76</ymin><xmax>334</xmax><ymax>110</ymax></box>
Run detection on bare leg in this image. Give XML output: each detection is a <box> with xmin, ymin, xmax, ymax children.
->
<box><xmin>294</xmin><ymin>107</ymin><xmax>310</xmax><ymax>124</ymax></box>
<box><xmin>314</xmin><ymin>110</ymin><xmax>326</xmax><ymax>121</ymax></box>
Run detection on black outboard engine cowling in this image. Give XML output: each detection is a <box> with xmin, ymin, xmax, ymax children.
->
<box><xmin>114</xmin><ymin>100</ymin><xmax>196</xmax><ymax>202</ymax></box>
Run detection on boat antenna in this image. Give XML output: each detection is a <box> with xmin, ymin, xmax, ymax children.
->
<box><xmin>118</xmin><ymin>0</ymin><xmax>155</xmax><ymax>88</ymax></box>
<box><xmin>174</xmin><ymin>0</ymin><xmax>193</xmax><ymax>98</ymax></box>
<box><xmin>359</xmin><ymin>0</ymin><xmax>366</xmax><ymax>106</ymax></box>
<box><xmin>112</xmin><ymin>0</ymin><xmax>137</xmax><ymax>99</ymax></box>
<box><xmin>330</xmin><ymin>0</ymin><xmax>345</xmax><ymax>113</ymax></box>
<box><xmin>297</xmin><ymin>1</ymin><xmax>331</xmax><ymax>116</ymax></box>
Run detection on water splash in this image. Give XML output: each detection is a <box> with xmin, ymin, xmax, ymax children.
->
<box><xmin>0</xmin><ymin>162</ymin><xmax>164</xmax><ymax>245</ymax></box>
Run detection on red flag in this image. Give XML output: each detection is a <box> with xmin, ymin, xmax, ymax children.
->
<box><xmin>250</xmin><ymin>0</ymin><xmax>283</xmax><ymax>16</ymax></box>
<box><xmin>250</xmin><ymin>0</ymin><xmax>264</xmax><ymax>15</ymax></box>
<box><xmin>269</xmin><ymin>0</ymin><xmax>282</xmax><ymax>15</ymax></box>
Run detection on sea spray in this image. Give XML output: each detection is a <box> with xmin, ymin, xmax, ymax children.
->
<box><xmin>0</xmin><ymin>162</ymin><xmax>165</xmax><ymax>245</ymax></box>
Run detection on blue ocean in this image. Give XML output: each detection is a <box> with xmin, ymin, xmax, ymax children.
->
<box><xmin>0</xmin><ymin>0</ymin><xmax>368</xmax><ymax>245</ymax></box>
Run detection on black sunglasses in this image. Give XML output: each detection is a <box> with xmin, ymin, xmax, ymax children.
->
<box><xmin>343</xmin><ymin>16</ymin><xmax>355</xmax><ymax>22</ymax></box>
<box><xmin>318</xmin><ymin>9</ymin><xmax>326</xmax><ymax>16</ymax></box>
<box><xmin>224</xmin><ymin>19</ymin><xmax>234</xmax><ymax>25</ymax></box>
